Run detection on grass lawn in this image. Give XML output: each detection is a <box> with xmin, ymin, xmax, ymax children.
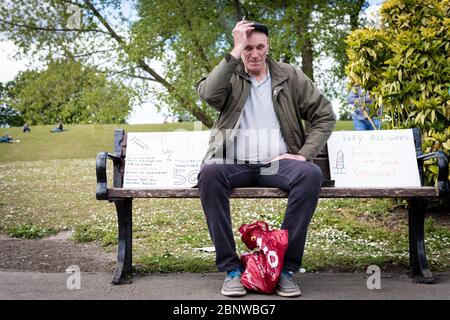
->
<box><xmin>0</xmin><ymin>123</ymin><xmax>204</xmax><ymax>162</ymax></box>
<box><xmin>0</xmin><ymin>122</ymin><xmax>448</xmax><ymax>273</ymax></box>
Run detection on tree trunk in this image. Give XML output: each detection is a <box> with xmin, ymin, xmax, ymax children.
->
<box><xmin>233</xmin><ymin>0</ymin><xmax>245</xmax><ymax>20</ymax></box>
<box><xmin>300</xmin><ymin>33</ymin><xmax>314</xmax><ymax>81</ymax></box>
<box><xmin>297</xmin><ymin>4</ymin><xmax>314</xmax><ymax>82</ymax></box>
<box><xmin>350</xmin><ymin>0</ymin><xmax>366</xmax><ymax>30</ymax></box>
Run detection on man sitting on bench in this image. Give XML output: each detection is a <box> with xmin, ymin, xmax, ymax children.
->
<box><xmin>195</xmin><ymin>20</ymin><xmax>336</xmax><ymax>297</ymax></box>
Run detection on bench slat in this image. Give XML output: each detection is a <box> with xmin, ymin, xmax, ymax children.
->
<box><xmin>107</xmin><ymin>187</ymin><xmax>439</xmax><ymax>199</ymax></box>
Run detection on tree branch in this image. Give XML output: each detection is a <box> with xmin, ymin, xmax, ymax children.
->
<box><xmin>105</xmin><ymin>68</ymin><xmax>158</xmax><ymax>82</ymax></box>
<box><xmin>83</xmin><ymin>0</ymin><xmax>213</xmax><ymax>127</ymax></box>
<box><xmin>0</xmin><ymin>17</ymin><xmax>110</xmax><ymax>34</ymax></box>
<box><xmin>233</xmin><ymin>0</ymin><xmax>245</xmax><ymax>21</ymax></box>
<box><xmin>83</xmin><ymin>0</ymin><xmax>125</xmax><ymax>43</ymax></box>
<box><xmin>83</xmin><ymin>0</ymin><xmax>169</xmax><ymax>86</ymax></box>
<box><xmin>71</xmin><ymin>48</ymin><xmax>119</xmax><ymax>58</ymax></box>
<box><xmin>350</xmin><ymin>0</ymin><xmax>366</xmax><ymax>30</ymax></box>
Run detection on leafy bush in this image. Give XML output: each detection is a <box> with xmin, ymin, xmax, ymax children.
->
<box><xmin>345</xmin><ymin>0</ymin><xmax>450</xmax><ymax>185</ymax></box>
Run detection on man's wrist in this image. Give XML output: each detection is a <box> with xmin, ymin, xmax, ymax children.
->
<box><xmin>230</xmin><ymin>46</ymin><xmax>244</xmax><ymax>59</ymax></box>
<box><xmin>296</xmin><ymin>152</ymin><xmax>310</xmax><ymax>161</ymax></box>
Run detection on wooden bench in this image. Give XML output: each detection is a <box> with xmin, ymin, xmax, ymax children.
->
<box><xmin>96</xmin><ymin>128</ymin><xmax>449</xmax><ymax>285</ymax></box>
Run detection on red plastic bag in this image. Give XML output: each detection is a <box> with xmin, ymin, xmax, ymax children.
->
<box><xmin>239</xmin><ymin>221</ymin><xmax>288</xmax><ymax>294</ymax></box>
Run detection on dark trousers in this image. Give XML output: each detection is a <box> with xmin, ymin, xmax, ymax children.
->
<box><xmin>197</xmin><ymin>159</ymin><xmax>322</xmax><ymax>272</ymax></box>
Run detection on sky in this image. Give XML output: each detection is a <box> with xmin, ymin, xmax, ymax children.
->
<box><xmin>0</xmin><ymin>0</ymin><xmax>383</xmax><ymax>124</ymax></box>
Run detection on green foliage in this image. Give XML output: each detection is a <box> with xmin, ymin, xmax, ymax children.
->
<box><xmin>6</xmin><ymin>58</ymin><xmax>132</xmax><ymax>125</ymax></box>
<box><xmin>72</xmin><ymin>224</ymin><xmax>116</xmax><ymax>246</ymax></box>
<box><xmin>338</xmin><ymin>103</ymin><xmax>354</xmax><ymax>121</ymax></box>
<box><xmin>72</xmin><ymin>224</ymin><xmax>104</xmax><ymax>243</ymax></box>
<box><xmin>345</xmin><ymin>0</ymin><xmax>450</xmax><ymax>185</ymax></box>
<box><xmin>0</xmin><ymin>0</ymin><xmax>368</xmax><ymax>126</ymax></box>
<box><xmin>0</xmin><ymin>105</ymin><xmax>24</xmax><ymax>127</ymax></box>
<box><xmin>0</xmin><ymin>82</ymin><xmax>24</xmax><ymax>126</ymax></box>
<box><xmin>6</xmin><ymin>224</ymin><xmax>57</xmax><ymax>239</ymax></box>
<box><xmin>136</xmin><ymin>255</ymin><xmax>216</xmax><ymax>273</ymax></box>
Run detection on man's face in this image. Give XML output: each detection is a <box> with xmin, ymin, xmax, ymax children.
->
<box><xmin>241</xmin><ymin>31</ymin><xmax>269</xmax><ymax>75</ymax></box>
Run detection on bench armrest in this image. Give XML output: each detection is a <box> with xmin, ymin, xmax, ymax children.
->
<box><xmin>96</xmin><ymin>152</ymin><xmax>123</xmax><ymax>200</ymax></box>
<box><xmin>417</xmin><ymin>150</ymin><xmax>449</xmax><ymax>196</ymax></box>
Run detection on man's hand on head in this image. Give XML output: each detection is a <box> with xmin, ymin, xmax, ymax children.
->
<box><xmin>270</xmin><ymin>153</ymin><xmax>306</xmax><ymax>162</ymax></box>
<box><xmin>230</xmin><ymin>19</ymin><xmax>255</xmax><ymax>59</ymax></box>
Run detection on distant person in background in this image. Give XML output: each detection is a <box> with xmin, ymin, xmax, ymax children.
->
<box><xmin>22</xmin><ymin>122</ymin><xmax>31</xmax><ymax>133</ymax></box>
<box><xmin>0</xmin><ymin>133</ymin><xmax>13</xmax><ymax>143</ymax></box>
<box><xmin>51</xmin><ymin>121</ymin><xmax>65</xmax><ymax>133</ymax></box>
<box><xmin>347</xmin><ymin>85</ymin><xmax>381</xmax><ymax>130</ymax></box>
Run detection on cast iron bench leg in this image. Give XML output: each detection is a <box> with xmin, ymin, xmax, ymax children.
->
<box><xmin>112</xmin><ymin>198</ymin><xmax>133</xmax><ymax>285</ymax></box>
<box><xmin>408</xmin><ymin>198</ymin><xmax>435</xmax><ymax>284</ymax></box>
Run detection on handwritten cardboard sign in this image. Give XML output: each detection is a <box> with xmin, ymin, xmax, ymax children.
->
<box><xmin>327</xmin><ymin>129</ymin><xmax>421</xmax><ymax>187</ymax></box>
<box><xmin>123</xmin><ymin>131</ymin><xmax>210</xmax><ymax>188</ymax></box>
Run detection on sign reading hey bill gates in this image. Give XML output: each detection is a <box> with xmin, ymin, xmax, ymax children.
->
<box><xmin>123</xmin><ymin>131</ymin><xmax>210</xmax><ymax>188</ymax></box>
<box><xmin>327</xmin><ymin>129</ymin><xmax>421</xmax><ymax>188</ymax></box>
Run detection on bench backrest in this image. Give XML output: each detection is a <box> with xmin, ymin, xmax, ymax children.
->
<box><xmin>110</xmin><ymin>128</ymin><xmax>425</xmax><ymax>189</ymax></box>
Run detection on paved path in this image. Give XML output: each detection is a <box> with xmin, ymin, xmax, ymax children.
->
<box><xmin>1</xmin><ymin>271</ymin><xmax>449</xmax><ymax>300</ymax></box>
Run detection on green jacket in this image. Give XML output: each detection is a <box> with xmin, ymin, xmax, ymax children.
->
<box><xmin>195</xmin><ymin>54</ymin><xmax>336</xmax><ymax>162</ymax></box>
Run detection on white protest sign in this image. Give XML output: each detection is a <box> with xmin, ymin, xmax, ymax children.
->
<box><xmin>327</xmin><ymin>129</ymin><xmax>421</xmax><ymax>187</ymax></box>
<box><xmin>123</xmin><ymin>131</ymin><xmax>210</xmax><ymax>188</ymax></box>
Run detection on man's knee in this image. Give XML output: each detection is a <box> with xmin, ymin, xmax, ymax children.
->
<box><xmin>198</xmin><ymin>163</ymin><xmax>227</xmax><ymax>188</ymax></box>
<box><xmin>291</xmin><ymin>162</ymin><xmax>322</xmax><ymax>188</ymax></box>
<box><xmin>307</xmin><ymin>162</ymin><xmax>322</xmax><ymax>181</ymax></box>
